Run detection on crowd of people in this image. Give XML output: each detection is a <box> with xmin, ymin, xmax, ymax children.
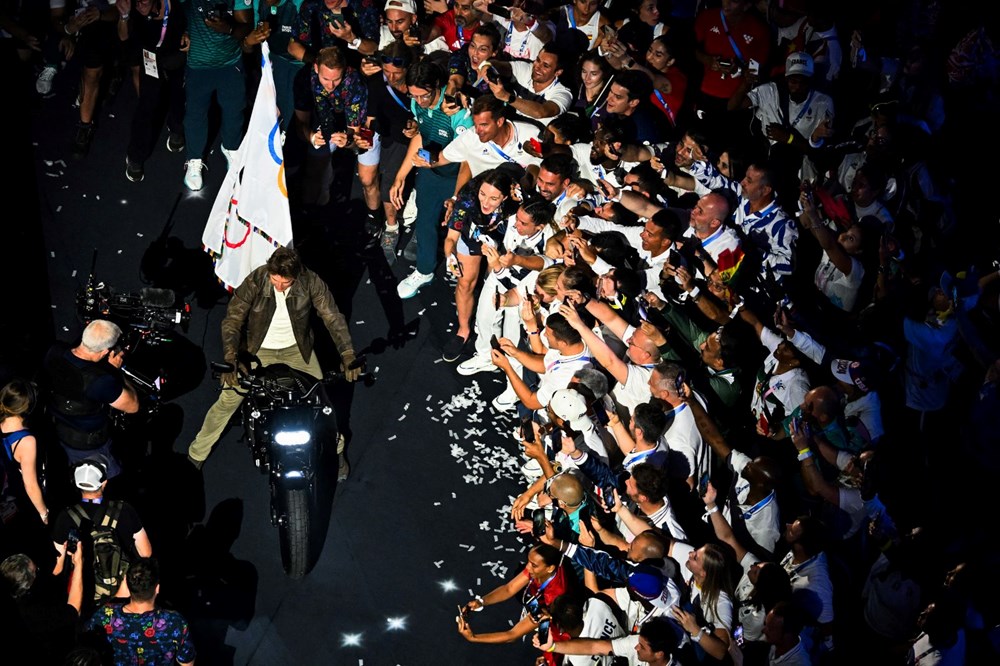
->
<box><xmin>3</xmin><ymin>0</ymin><xmax>1000</xmax><ymax>664</ymax></box>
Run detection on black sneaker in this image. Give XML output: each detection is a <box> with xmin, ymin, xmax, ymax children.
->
<box><xmin>442</xmin><ymin>335</ymin><xmax>467</xmax><ymax>362</ymax></box>
<box><xmin>72</xmin><ymin>122</ymin><xmax>95</xmax><ymax>160</ymax></box>
<box><xmin>125</xmin><ymin>157</ymin><xmax>144</xmax><ymax>183</ymax></box>
<box><xmin>166</xmin><ymin>131</ymin><xmax>185</xmax><ymax>153</ymax></box>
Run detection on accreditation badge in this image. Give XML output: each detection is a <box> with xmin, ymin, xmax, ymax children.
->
<box><xmin>143</xmin><ymin>49</ymin><xmax>160</xmax><ymax>79</ymax></box>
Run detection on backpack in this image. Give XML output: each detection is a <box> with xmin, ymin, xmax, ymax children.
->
<box><xmin>68</xmin><ymin>501</ymin><xmax>129</xmax><ymax>599</ymax></box>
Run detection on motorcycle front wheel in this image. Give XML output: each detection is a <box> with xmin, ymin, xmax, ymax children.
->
<box><xmin>279</xmin><ymin>487</ymin><xmax>312</xmax><ymax>578</ymax></box>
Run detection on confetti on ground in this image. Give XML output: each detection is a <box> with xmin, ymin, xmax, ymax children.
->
<box><xmin>56</xmin><ymin>206</ymin><xmax>62</xmax><ymax>212</ymax></box>
<box><xmin>355</xmin><ymin>321</ymin><xmax>365</xmax><ymax>324</ymax></box>
<box><xmin>117</xmin><ymin>250</ymin><xmax>123</xmax><ymax>254</ymax></box>
<box><xmin>71</xmin><ymin>270</ymin><xmax>76</xmax><ymax>277</ymax></box>
<box><xmin>418</xmin><ymin>309</ymin><xmax>426</xmax><ymax>315</ymax></box>
<box><xmin>434</xmin><ymin>561</ymin><xmax>443</xmax><ymax>568</ymax></box>
<box><xmin>50</xmin><ymin>251</ymin><xmax>55</xmax><ymax>258</ymax></box>
<box><xmin>387</xmin><ymin>435</ymin><xmax>397</xmax><ymax>441</ymax></box>
<box><xmin>136</xmin><ymin>233</ymin><xmax>143</xmax><ymax>237</ymax></box>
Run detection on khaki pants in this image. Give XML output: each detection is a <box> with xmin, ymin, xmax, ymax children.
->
<box><xmin>187</xmin><ymin>346</ymin><xmax>322</xmax><ymax>462</ymax></box>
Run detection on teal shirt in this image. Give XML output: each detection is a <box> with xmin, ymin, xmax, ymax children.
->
<box><xmin>183</xmin><ymin>0</ymin><xmax>247</xmax><ymax>69</ymax></box>
<box><xmin>411</xmin><ymin>88</ymin><xmax>472</xmax><ymax>177</ymax></box>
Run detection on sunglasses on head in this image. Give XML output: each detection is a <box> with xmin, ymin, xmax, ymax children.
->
<box><xmin>380</xmin><ymin>54</ymin><xmax>410</xmax><ymax>68</ymax></box>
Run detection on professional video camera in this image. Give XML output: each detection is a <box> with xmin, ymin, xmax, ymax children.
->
<box><xmin>76</xmin><ymin>250</ymin><xmax>192</xmax><ymax>423</ymax></box>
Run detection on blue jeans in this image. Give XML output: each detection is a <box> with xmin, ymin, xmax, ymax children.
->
<box><xmin>184</xmin><ymin>63</ymin><xmax>247</xmax><ymax>160</ymax></box>
<box><xmin>414</xmin><ymin>167</ymin><xmax>458</xmax><ymax>275</ymax></box>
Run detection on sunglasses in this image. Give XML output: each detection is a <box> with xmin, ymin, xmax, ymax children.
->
<box><xmin>380</xmin><ymin>55</ymin><xmax>410</xmax><ymax>68</ymax></box>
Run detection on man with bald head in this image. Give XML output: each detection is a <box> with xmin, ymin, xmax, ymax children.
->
<box><xmin>684</xmin><ymin>192</ymin><xmax>744</xmax><ymax>281</ymax></box>
<box><xmin>779</xmin><ymin>386</ymin><xmax>866</xmax><ymax>453</ymax></box>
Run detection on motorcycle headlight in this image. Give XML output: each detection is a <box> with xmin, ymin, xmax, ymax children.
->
<box><xmin>274</xmin><ymin>430</ymin><xmax>310</xmax><ymax>446</ymax></box>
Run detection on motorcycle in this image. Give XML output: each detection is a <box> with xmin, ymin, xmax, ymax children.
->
<box><xmin>210</xmin><ymin>357</ymin><xmax>372</xmax><ymax>578</ymax></box>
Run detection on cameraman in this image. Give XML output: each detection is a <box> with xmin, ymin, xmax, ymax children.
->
<box><xmin>43</xmin><ymin>320</ymin><xmax>139</xmax><ymax>478</ymax></box>
<box><xmin>186</xmin><ymin>247</ymin><xmax>359</xmax><ymax>474</ymax></box>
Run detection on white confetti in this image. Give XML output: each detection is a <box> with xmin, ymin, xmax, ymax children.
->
<box><xmin>136</xmin><ymin>233</ymin><xmax>143</xmax><ymax>237</ymax></box>
<box><xmin>56</xmin><ymin>206</ymin><xmax>62</xmax><ymax>212</ymax></box>
<box><xmin>71</xmin><ymin>270</ymin><xmax>77</xmax><ymax>277</ymax></box>
<box><xmin>387</xmin><ymin>435</ymin><xmax>397</xmax><ymax>441</ymax></box>
<box><xmin>355</xmin><ymin>321</ymin><xmax>365</xmax><ymax>324</ymax></box>
<box><xmin>50</xmin><ymin>251</ymin><xmax>55</xmax><ymax>258</ymax></box>
<box><xmin>397</xmin><ymin>414</ymin><xmax>406</xmax><ymax>421</ymax></box>
<box><xmin>117</xmin><ymin>250</ymin><xmax>123</xmax><ymax>254</ymax></box>
<box><xmin>434</xmin><ymin>560</ymin><xmax>443</xmax><ymax>568</ymax></box>
<box><xmin>418</xmin><ymin>309</ymin><xmax>426</xmax><ymax>315</ymax></box>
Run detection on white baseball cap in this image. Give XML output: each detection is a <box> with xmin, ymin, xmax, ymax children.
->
<box><xmin>384</xmin><ymin>0</ymin><xmax>417</xmax><ymax>14</ymax></box>
<box><xmin>74</xmin><ymin>456</ymin><xmax>109</xmax><ymax>491</ymax></box>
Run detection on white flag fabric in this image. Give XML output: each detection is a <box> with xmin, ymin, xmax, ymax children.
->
<box><xmin>202</xmin><ymin>42</ymin><xmax>293</xmax><ymax>291</ymax></box>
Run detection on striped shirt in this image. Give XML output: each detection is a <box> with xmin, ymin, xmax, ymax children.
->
<box><xmin>411</xmin><ymin>88</ymin><xmax>472</xmax><ymax>176</ymax></box>
<box><xmin>690</xmin><ymin>159</ymin><xmax>798</xmax><ymax>280</ymax></box>
<box><xmin>183</xmin><ymin>0</ymin><xmax>245</xmax><ymax>69</ymax></box>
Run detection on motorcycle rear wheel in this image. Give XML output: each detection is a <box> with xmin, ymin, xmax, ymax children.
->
<box><xmin>279</xmin><ymin>487</ymin><xmax>312</xmax><ymax>578</ymax></box>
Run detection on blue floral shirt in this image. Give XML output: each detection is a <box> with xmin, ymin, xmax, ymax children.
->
<box><xmin>87</xmin><ymin>603</ymin><xmax>196</xmax><ymax>666</ymax></box>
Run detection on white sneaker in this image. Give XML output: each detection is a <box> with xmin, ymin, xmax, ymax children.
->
<box><xmin>492</xmin><ymin>385</ymin><xmax>519</xmax><ymax>412</ymax></box>
<box><xmin>396</xmin><ymin>269</ymin><xmax>433</xmax><ymax>299</ymax></box>
<box><xmin>36</xmin><ymin>66</ymin><xmax>57</xmax><ymax>96</ymax></box>
<box><xmin>402</xmin><ymin>189</ymin><xmax>418</xmax><ymax>227</ymax></box>
<box><xmin>221</xmin><ymin>147</ymin><xmax>238</xmax><ymax>171</ymax></box>
<box><xmin>184</xmin><ymin>159</ymin><xmax>205</xmax><ymax>191</ymax></box>
<box><xmin>457</xmin><ymin>352</ymin><xmax>499</xmax><ymax>376</ymax></box>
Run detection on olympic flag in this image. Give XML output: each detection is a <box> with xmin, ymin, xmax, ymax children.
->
<box><xmin>202</xmin><ymin>42</ymin><xmax>293</xmax><ymax>290</ymax></box>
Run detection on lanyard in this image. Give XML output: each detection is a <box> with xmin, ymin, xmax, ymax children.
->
<box><xmin>652</xmin><ymin>89</ymin><xmax>674</xmax><ymax>123</ymax></box>
<box><xmin>666</xmin><ymin>403</ymin><xmax>688</xmax><ymax>418</ymax></box>
<box><xmin>457</xmin><ymin>24</ymin><xmax>465</xmax><ymax>46</ymax></box>
<box><xmin>384</xmin><ymin>76</ymin><xmax>409</xmax><ymax>112</ymax></box>
<box><xmin>700</xmin><ymin>225</ymin><xmax>726</xmax><ymax>249</ymax></box>
<box><xmin>504</xmin><ymin>26</ymin><xmax>531</xmax><ymax>58</ymax></box>
<box><xmin>488</xmin><ymin>123</ymin><xmax>521</xmax><ymax>164</ymax></box>
<box><xmin>155</xmin><ymin>0</ymin><xmax>170</xmax><ymax>48</ymax></box>
<box><xmin>789</xmin><ymin>90</ymin><xmax>815</xmax><ymax>127</ymax></box>
<box><xmin>566</xmin><ymin>5</ymin><xmax>576</xmax><ymax>29</ymax></box>
<box><xmin>719</xmin><ymin>10</ymin><xmax>745</xmax><ymax>64</ymax></box>
<box><xmin>785</xmin><ymin>553</ymin><xmax>818</xmax><ymax>580</ymax></box>
<box><xmin>741</xmin><ymin>491</ymin><xmax>775</xmax><ymax>521</ymax></box>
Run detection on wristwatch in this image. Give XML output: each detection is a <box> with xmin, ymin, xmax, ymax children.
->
<box><xmin>348</xmin><ymin>36</ymin><xmax>362</xmax><ymax>50</ymax></box>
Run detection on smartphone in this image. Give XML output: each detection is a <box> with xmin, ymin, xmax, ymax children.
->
<box><xmin>572</xmin><ymin>245</ymin><xmax>582</xmax><ymax>263</ymax></box>
<box><xmin>408</xmin><ymin>23</ymin><xmax>420</xmax><ymax>37</ymax></box>
<box><xmin>486</xmin><ymin>3</ymin><xmax>511</xmax><ymax>19</ymax></box>
<box><xmin>601</xmin><ymin>25</ymin><xmax>616</xmax><ymax>40</ymax></box>
<box><xmin>356</xmin><ymin>127</ymin><xmax>374</xmax><ymax>143</ymax></box>
<box><xmin>603</xmin><ymin>486</ymin><xmax>616</xmax><ymax>510</ymax></box>
<box><xmin>362</xmin><ymin>54</ymin><xmax>380</xmax><ymax>65</ymax></box>
<box><xmin>490</xmin><ymin>334</ymin><xmax>503</xmax><ymax>353</ymax></box>
<box><xmin>330</xmin><ymin>13</ymin><xmax>344</xmax><ymax>28</ymax></box>
<box><xmin>451</xmin><ymin>253</ymin><xmax>464</xmax><ymax>277</ymax></box>
<box><xmin>485</xmin><ymin>66</ymin><xmax>501</xmax><ymax>84</ymax></box>
<box><xmin>528</xmin><ymin>137</ymin><xmax>543</xmax><ymax>154</ymax></box>
<box><xmin>443</xmin><ymin>94</ymin><xmax>459</xmax><ymax>107</ymax></box>
<box><xmin>457</xmin><ymin>604</ymin><xmax>468</xmax><ymax>619</ymax></box>
<box><xmin>698</xmin><ymin>471</ymin><xmax>710</xmax><ymax>497</ymax></box>
<box><xmin>748</xmin><ymin>59</ymin><xmax>760</xmax><ymax>75</ymax></box>
<box><xmin>637</xmin><ymin>300</ymin><xmax>648</xmax><ymax>322</ymax></box>
<box><xmin>521</xmin><ymin>416</ymin><xmax>535</xmax><ymax>443</ymax></box>
<box><xmin>417</xmin><ymin>148</ymin><xmax>431</xmax><ymax>163</ymax></box>
<box><xmin>674</xmin><ymin>370</ymin><xmax>686</xmax><ymax>393</ymax></box>
<box><xmin>537</xmin><ymin>619</ymin><xmax>550</xmax><ymax>644</ymax></box>
<box><xmin>532</xmin><ymin>510</ymin><xmax>547</xmax><ymax>537</ymax></box>
<box><xmin>734</xmin><ymin>624</ymin><xmax>744</xmax><ymax>646</ymax></box>
<box><xmin>66</xmin><ymin>529</ymin><xmax>80</xmax><ymax>554</ymax></box>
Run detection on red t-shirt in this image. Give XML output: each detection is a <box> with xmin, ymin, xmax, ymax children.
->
<box><xmin>649</xmin><ymin>66</ymin><xmax>688</xmax><ymax>124</ymax></box>
<box><xmin>433</xmin><ymin>11</ymin><xmax>481</xmax><ymax>51</ymax></box>
<box><xmin>695</xmin><ymin>8</ymin><xmax>770</xmax><ymax>99</ymax></box>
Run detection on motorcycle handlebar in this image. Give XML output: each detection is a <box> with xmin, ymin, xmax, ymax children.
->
<box><xmin>209</xmin><ymin>360</ymin><xmax>376</xmax><ymax>391</ymax></box>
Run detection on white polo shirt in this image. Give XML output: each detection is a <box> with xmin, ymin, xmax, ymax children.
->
<box><xmin>509</xmin><ymin>60</ymin><xmax>573</xmax><ymax>118</ymax></box>
<box><xmin>441</xmin><ymin>119</ymin><xmax>542</xmax><ymax>177</ymax></box>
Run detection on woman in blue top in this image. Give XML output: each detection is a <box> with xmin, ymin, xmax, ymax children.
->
<box><xmin>442</xmin><ymin>166</ymin><xmax>522</xmax><ymax>359</ymax></box>
<box><xmin>1</xmin><ymin>379</ymin><xmax>48</xmax><ymax>527</ymax></box>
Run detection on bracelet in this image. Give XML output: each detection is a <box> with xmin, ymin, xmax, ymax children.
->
<box><xmin>797</xmin><ymin>449</ymin><xmax>814</xmax><ymax>462</ymax></box>
<box><xmin>705</xmin><ymin>505</ymin><xmax>718</xmax><ymax>515</ymax></box>
<box><xmin>474</xmin><ymin>595</ymin><xmax>485</xmax><ymax>609</ymax></box>
<box><xmin>120</xmin><ymin>13</ymin><xmax>129</xmax><ymax>21</ymax></box>
<box><xmin>692</xmin><ymin>626</ymin><xmax>709</xmax><ymax>643</ymax></box>
<box><xmin>786</xmin><ymin>134</ymin><xmax>794</xmax><ymax>144</ymax></box>
<box><xmin>64</xmin><ymin>24</ymin><xmax>75</xmax><ymax>36</ymax></box>
<box><xmin>546</xmin><ymin>644</ymin><xmax>556</xmax><ymax>652</ymax></box>
<box><xmin>526</xmin><ymin>330</ymin><xmax>539</xmax><ymax>335</ymax></box>
<box><xmin>688</xmin><ymin>285</ymin><xmax>701</xmax><ymax>300</ymax></box>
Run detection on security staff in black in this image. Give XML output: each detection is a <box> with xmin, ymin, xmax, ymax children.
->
<box><xmin>43</xmin><ymin>320</ymin><xmax>139</xmax><ymax>477</ymax></box>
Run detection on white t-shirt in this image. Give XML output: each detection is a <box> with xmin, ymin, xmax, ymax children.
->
<box><xmin>564</xmin><ymin>597</ymin><xmax>626</xmax><ymax>666</ymax></box>
<box><xmin>508</xmin><ymin>61</ymin><xmax>574</xmax><ymax>119</ymax></box>
<box><xmin>441</xmin><ymin>119</ymin><xmax>543</xmax><ymax>177</ymax></box>
<box><xmin>734</xmin><ymin>552</ymin><xmax>766</xmax><ymax>642</ymax></box>
<box><xmin>814</xmin><ymin>250</ymin><xmax>864</xmax><ymax>312</ymax></box>
<box><xmin>494</xmin><ymin>16</ymin><xmax>547</xmax><ymax>61</ymax></box>
<box><xmin>728</xmin><ymin>450</ymin><xmax>781</xmax><ymax>555</ymax></box>
<box><xmin>691</xmin><ymin>585</ymin><xmax>734</xmax><ymax>633</ymax></box>
<box><xmin>749</xmin><ymin>328</ymin><xmax>811</xmax><ymax>437</ymax></box>
<box><xmin>663</xmin><ymin>401</ymin><xmax>708</xmax><ymax>484</ymax></box>
<box><xmin>259</xmin><ymin>286</ymin><xmax>297</xmax><ymax>350</ymax></box>
<box><xmin>747</xmin><ymin>82</ymin><xmax>834</xmax><ymax>147</ymax></box>
<box><xmin>538</xmin><ymin>346</ymin><xmax>593</xmax><ymax>406</ymax></box>
<box><xmin>769</xmin><ymin>639</ymin><xmax>813</xmax><ymax>665</ymax></box>
<box><xmin>612</xmin><ymin>363</ymin><xmax>654</xmax><ymax>414</ymax></box>
<box><xmin>780</xmin><ymin>551</ymin><xmax>834</xmax><ymax>624</ymax></box>
<box><xmin>845</xmin><ymin>391</ymin><xmax>884</xmax><ymax>442</ymax></box>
